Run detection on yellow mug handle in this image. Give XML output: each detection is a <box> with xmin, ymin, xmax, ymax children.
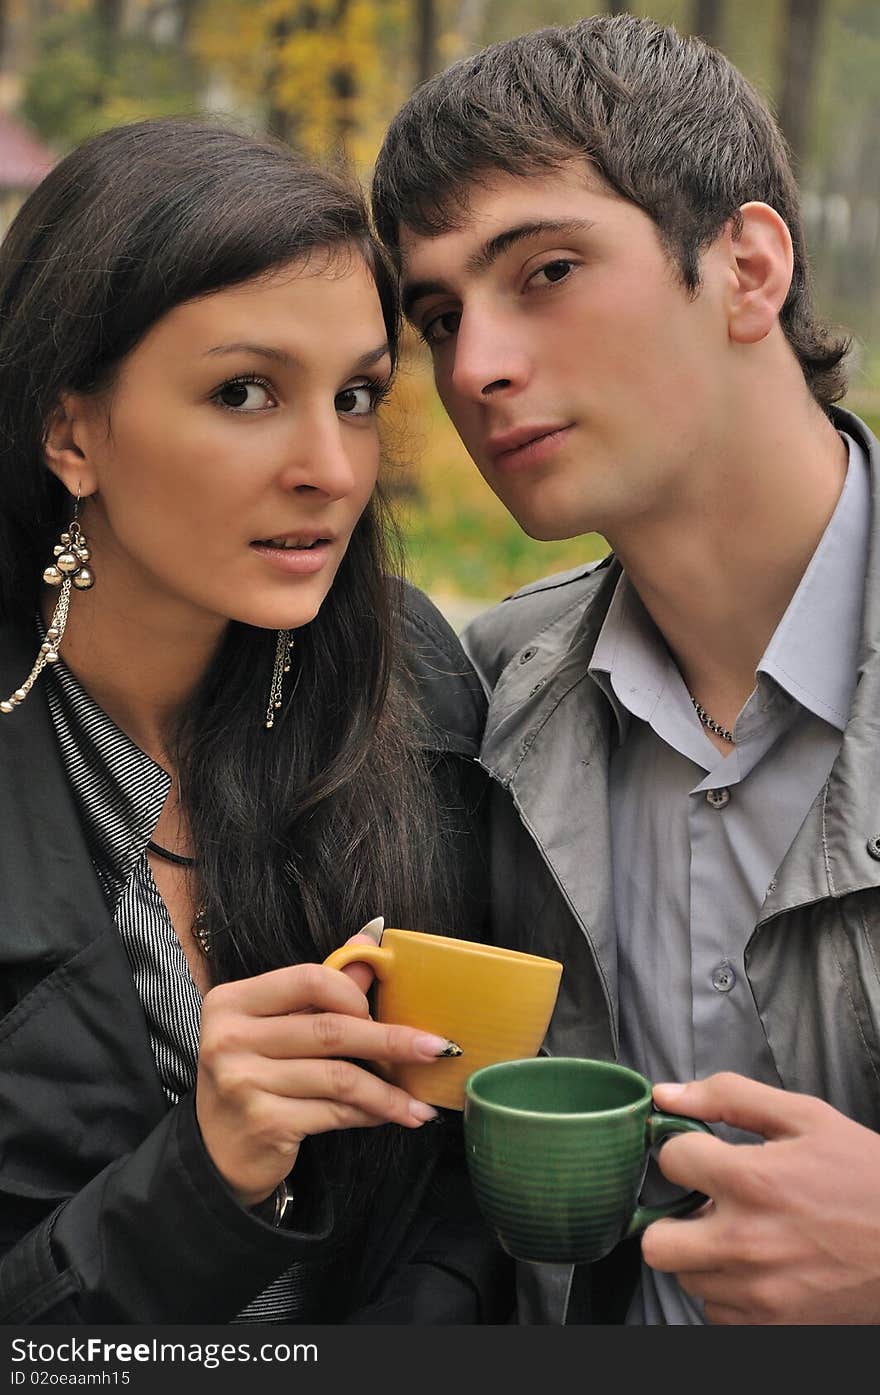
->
<box><xmin>323</xmin><ymin>941</ymin><xmax>394</xmax><ymax>978</ymax></box>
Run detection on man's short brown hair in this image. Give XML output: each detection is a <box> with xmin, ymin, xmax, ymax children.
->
<box><xmin>372</xmin><ymin>14</ymin><xmax>849</xmax><ymax>410</ymax></box>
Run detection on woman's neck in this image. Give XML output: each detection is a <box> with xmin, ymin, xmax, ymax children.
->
<box><xmin>42</xmin><ymin>585</ymin><xmax>226</xmax><ymax>764</ymax></box>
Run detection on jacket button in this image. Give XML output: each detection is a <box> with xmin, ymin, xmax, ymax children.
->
<box><xmin>706</xmin><ymin>787</ymin><xmax>730</xmax><ymax>810</ymax></box>
<box><xmin>520</xmin><ymin>647</ymin><xmax>537</xmax><ymax>663</ymax></box>
<box><xmin>867</xmin><ymin>836</ymin><xmax>880</xmax><ymax>861</ymax></box>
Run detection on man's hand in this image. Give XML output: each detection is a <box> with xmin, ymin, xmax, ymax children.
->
<box><xmin>641</xmin><ymin>1072</ymin><xmax>880</xmax><ymax>1324</ymax></box>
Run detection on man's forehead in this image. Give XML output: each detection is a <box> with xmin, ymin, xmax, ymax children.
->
<box><xmin>398</xmin><ymin>162</ymin><xmax>613</xmax><ymax>272</ymax></box>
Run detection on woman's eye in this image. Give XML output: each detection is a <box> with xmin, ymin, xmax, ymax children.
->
<box><xmin>214</xmin><ymin>378</ymin><xmax>274</xmax><ymax>411</ymax></box>
<box><xmin>335</xmin><ymin>383</ymin><xmax>383</xmax><ymax>417</ymax></box>
<box><xmin>532</xmin><ymin>259</ymin><xmax>574</xmax><ymax>286</ymax></box>
<box><xmin>421</xmin><ymin>310</ymin><xmax>461</xmax><ymax>347</ymax></box>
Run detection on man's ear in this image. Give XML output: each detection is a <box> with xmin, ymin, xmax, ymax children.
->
<box><xmin>43</xmin><ymin>393</ymin><xmax>99</xmax><ymax>497</ymax></box>
<box><xmin>725</xmin><ymin>201</ymin><xmax>794</xmax><ymax>345</ymax></box>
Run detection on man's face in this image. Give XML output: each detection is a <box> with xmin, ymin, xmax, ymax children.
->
<box><xmin>399</xmin><ymin>164</ymin><xmax>730</xmax><ymax>543</ymax></box>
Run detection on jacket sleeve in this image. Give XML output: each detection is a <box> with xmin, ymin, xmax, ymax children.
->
<box><xmin>0</xmin><ymin>1094</ymin><xmax>335</xmax><ymax>1324</ymax></box>
<box><xmin>346</xmin><ymin>1118</ymin><xmax>515</xmax><ymax>1325</ymax></box>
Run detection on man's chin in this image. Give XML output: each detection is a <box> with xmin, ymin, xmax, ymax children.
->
<box><xmin>512</xmin><ymin>514</ymin><xmax>594</xmax><ymax>544</ymax></box>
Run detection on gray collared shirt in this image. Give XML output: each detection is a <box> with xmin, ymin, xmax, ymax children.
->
<box><xmin>588</xmin><ymin>431</ymin><xmax>869</xmax><ymax>1324</ymax></box>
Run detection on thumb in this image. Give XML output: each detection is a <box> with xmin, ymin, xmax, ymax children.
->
<box><xmin>653</xmin><ymin>1072</ymin><xmax>814</xmax><ymax>1141</ymax></box>
<box><xmin>336</xmin><ymin>930</ymin><xmax>380</xmax><ymax>996</ymax></box>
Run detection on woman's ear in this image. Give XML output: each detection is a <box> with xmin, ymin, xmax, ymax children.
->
<box><xmin>43</xmin><ymin>393</ymin><xmax>99</xmax><ymax>497</ymax></box>
<box><xmin>726</xmin><ymin>201</ymin><xmax>794</xmax><ymax>346</ymax></box>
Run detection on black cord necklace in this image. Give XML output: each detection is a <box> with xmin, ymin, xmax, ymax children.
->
<box><xmin>146</xmin><ymin>840</ymin><xmax>196</xmax><ymax>869</ymax></box>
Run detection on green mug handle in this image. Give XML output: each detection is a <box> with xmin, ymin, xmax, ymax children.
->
<box><xmin>624</xmin><ymin>1111</ymin><xmax>713</xmax><ymax>1238</ymax></box>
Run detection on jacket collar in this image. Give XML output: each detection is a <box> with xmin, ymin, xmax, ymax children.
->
<box><xmin>0</xmin><ymin>620</ymin><xmax>167</xmax><ymax>1125</ymax></box>
<box><xmin>762</xmin><ymin>407</ymin><xmax>880</xmax><ymax>919</ymax></box>
<box><xmin>0</xmin><ymin>621</ymin><xmax>121</xmax><ymax>968</ymax></box>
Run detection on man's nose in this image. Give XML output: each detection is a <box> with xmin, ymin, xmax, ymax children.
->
<box><xmin>449</xmin><ymin>310</ymin><xmax>530</xmax><ymax>401</ymax></box>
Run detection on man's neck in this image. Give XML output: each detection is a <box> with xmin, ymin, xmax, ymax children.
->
<box><xmin>606</xmin><ymin>396</ymin><xmax>849</xmax><ymax>733</ymax></box>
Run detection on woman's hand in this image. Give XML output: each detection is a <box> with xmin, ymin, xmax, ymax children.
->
<box><xmin>195</xmin><ymin>934</ymin><xmax>448</xmax><ymax>1210</ymax></box>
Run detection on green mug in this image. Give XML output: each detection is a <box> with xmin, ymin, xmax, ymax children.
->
<box><xmin>463</xmin><ymin>1056</ymin><xmax>712</xmax><ymax>1265</ymax></box>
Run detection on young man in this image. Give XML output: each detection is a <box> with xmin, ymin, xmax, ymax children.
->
<box><xmin>372</xmin><ymin>14</ymin><xmax>880</xmax><ymax>1325</ymax></box>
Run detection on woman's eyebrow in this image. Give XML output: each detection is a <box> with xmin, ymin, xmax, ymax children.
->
<box><xmin>350</xmin><ymin>344</ymin><xmax>392</xmax><ymax>371</ymax></box>
<box><xmin>204</xmin><ymin>342</ymin><xmax>292</xmax><ymax>363</ymax></box>
<box><xmin>202</xmin><ymin>342</ymin><xmax>390</xmax><ymax>370</ymax></box>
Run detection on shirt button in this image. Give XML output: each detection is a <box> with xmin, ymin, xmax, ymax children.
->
<box><xmin>706</xmin><ymin>787</ymin><xmax>730</xmax><ymax>809</ymax></box>
<box><xmin>711</xmin><ymin>962</ymin><xmax>737</xmax><ymax>993</ymax></box>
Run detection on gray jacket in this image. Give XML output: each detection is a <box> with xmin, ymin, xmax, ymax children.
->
<box><xmin>462</xmin><ymin>407</ymin><xmax>880</xmax><ymax>1321</ymax></box>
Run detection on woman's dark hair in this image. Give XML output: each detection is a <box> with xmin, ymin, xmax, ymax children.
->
<box><xmin>0</xmin><ymin>117</ymin><xmax>457</xmax><ymax>1214</ymax></box>
<box><xmin>373</xmin><ymin>13</ymin><xmax>850</xmax><ymax>411</ymax></box>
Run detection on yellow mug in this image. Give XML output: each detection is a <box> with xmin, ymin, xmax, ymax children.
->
<box><xmin>323</xmin><ymin>928</ymin><xmax>563</xmax><ymax>1110</ymax></box>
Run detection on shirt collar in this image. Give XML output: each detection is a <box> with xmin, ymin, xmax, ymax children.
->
<box><xmin>42</xmin><ymin>641</ymin><xmax>170</xmax><ymax>908</ymax></box>
<box><xmin>588</xmin><ymin>430</ymin><xmax>869</xmax><ymax>745</ymax></box>
<box><xmin>757</xmin><ymin>430</ymin><xmax>868</xmax><ymax>732</ymax></box>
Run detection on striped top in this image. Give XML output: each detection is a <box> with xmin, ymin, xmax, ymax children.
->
<box><xmin>43</xmin><ymin>647</ymin><xmax>317</xmax><ymax>1323</ymax></box>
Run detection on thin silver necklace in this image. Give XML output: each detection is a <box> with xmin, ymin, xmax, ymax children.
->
<box><xmin>690</xmin><ymin>697</ymin><xmax>736</xmax><ymax>745</ymax></box>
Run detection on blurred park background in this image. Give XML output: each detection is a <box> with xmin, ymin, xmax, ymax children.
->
<box><xmin>0</xmin><ymin>1</ymin><xmax>877</xmax><ymax>625</ymax></box>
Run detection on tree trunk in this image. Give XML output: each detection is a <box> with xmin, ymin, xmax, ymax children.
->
<box><xmin>176</xmin><ymin>0</ymin><xmax>200</xmax><ymax>47</ymax></box>
<box><xmin>94</xmin><ymin>0</ymin><xmax>124</xmax><ymax>71</ymax></box>
<box><xmin>776</xmin><ymin>0</ymin><xmax>825</xmax><ymax>173</ymax></box>
<box><xmin>265</xmin><ymin>7</ymin><xmax>303</xmax><ymax>146</ymax></box>
<box><xmin>329</xmin><ymin>0</ymin><xmax>356</xmax><ymax>151</ymax></box>
<box><xmin>453</xmin><ymin>0</ymin><xmax>489</xmax><ymax>58</ymax></box>
<box><xmin>692</xmin><ymin>0</ymin><xmax>723</xmax><ymax>46</ymax></box>
<box><xmin>415</xmin><ymin>0</ymin><xmax>437</xmax><ymax>86</ymax></box>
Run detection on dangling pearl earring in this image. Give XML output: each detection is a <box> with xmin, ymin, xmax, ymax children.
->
<box><xmin>0</xmin><ymin>489</ymin><xmax>94</xmax><ymax>715</ymax></box>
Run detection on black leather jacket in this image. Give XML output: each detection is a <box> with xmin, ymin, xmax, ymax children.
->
<box><xmin>0</xmin><ymin>584</ymin><xmax>512</xmax><ymax>1324</ymax></box>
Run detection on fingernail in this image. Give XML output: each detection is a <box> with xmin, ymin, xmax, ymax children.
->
<box><xmin>409</xmin><ymin>1100</ymin><xmax>440</xmax><ymax>1123</ymax></box>
<box><xmin>414</xmin><ymin>1034</ymin><xmax>463</xmax><ymax>1058</ymax></box>
<box><xmin>654</xmin><ymin>1082</ymin><xmax>685</xmax><ymax>1096</ymax></box>
<box><xmin>359</xmin><ymin>916</ymin><xmax>384</xmax><ymax>943</ymax></box>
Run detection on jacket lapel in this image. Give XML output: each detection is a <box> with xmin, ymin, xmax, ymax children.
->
<box><xmin>0</xmin><ymin>622</ymin><xmax>166</xmax><ymax>1202</ymax></box>
<box><xmin>480</xmin><ymin>561</ymin><xmax>623</xmax><ymax>1045</ymax></box>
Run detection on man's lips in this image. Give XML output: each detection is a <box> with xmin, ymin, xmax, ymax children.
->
<box><xmin>486</xmin><ymin>423</ymin><xmax>574</xmax><ymax>471</ymax></box>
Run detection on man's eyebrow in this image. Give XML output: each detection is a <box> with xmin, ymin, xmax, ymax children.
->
<box><xmin>202</xmin><ymin>342</ymin><xmax>391</xmax><ymax>371</ymax></box>
<box><xmin>402</xmin><ymin>219</ymin><xmax>595</xmax><ymax>319</ymax></box>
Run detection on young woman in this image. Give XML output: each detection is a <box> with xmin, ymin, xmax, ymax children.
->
<box><xmin>0</xmin><ymin>118</ymin><xmax>509</xmax><ymax>1324</ymax></box>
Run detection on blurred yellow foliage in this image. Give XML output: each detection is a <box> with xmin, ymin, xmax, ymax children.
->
<box><xmin>193</xmin><ymin>0</ymin><xmax>409</xmax><ymax>168</ymax></box>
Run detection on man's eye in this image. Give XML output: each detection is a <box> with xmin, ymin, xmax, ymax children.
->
<box><xmin>214</xmin><ymin>378</ymin><xmax>274</xmax><ymax>411</ymax></box>
<box><xmin>532</xmin><ymin>259</ymin><xmax>573</xmax><ymax>286</ymax></box>
<box><xmin>421</xmin><ymin>310</ymin><xmax>461</xmax><ymax>347</ymax></box>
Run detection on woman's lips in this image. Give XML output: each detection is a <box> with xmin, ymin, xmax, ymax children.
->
<box><xmin>249</xmin><ymin>539</ymin><xmax>334</xmax><ymax>574</ymax></box>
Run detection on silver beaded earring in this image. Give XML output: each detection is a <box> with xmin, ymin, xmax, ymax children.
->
<box><xmin>0</xmin><ymin>491</ymin><xmax>94</xmax><ymax>716</ymax></box>
<box><xmin>265</xmin><ymin>629</ymin><xmax>293</xmax><ymax>729</ymax></box>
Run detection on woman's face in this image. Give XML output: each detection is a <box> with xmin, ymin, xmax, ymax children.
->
<box><xmin>61</xmin><ymin>251</ymin><xmax>391</xmax><ymax>638</ymax></box>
